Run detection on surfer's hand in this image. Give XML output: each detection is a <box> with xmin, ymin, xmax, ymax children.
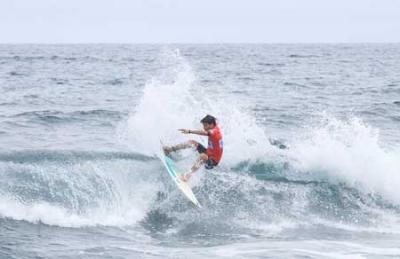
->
<box><xmin>179</xmin><ymin>129</ymin><xmax>190</xmax><ymax>134</ymax></box>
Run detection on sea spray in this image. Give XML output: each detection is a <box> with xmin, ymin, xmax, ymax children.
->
<box><xmin>124</xmin><ymin>49</ymin><xmax>275</xmax><ymax>165</ymax></box>
<box><xmin>289</xmin><ymin>114</ymin><xmax>400</xmax><ymax>204</ymax></box>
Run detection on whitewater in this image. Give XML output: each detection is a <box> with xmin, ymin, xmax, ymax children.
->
<box><xmin>0</xmin><ymin>44</ymin><xmax>400</xmax><ymax>258</ymax></box>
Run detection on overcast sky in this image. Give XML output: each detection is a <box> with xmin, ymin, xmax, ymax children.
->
<box><xmin>1</xmin><ymin>0</ymin><xmax>399</xmax><ymax>43</ymax></box>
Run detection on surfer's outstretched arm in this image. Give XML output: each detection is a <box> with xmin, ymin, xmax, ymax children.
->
<box><xmin>179</xmin><ymin>128</ymin><xmax>208</xmax><ymax>136</ymax></box>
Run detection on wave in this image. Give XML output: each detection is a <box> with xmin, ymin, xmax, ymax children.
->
<box><xmin>0</xmin><ymin>149</ymin><xmax>159</xmax><ymax>227</ymax></box>
<box><xmin>0</xmin><ymin>150</ymin><xmax>154</xmax><ymax>163</ymax></box>
<box><xmin>1</xmin><ymin>48</ymin><xmax>400</xmax><ymax>243</ymax></box>
<box><xmin>123</xmin><ymin>49</ymin><xmax>400</xmax><ymax>238</ymax></box>
<box><xmin>11</xmin><ymin>109</ymin><xmax>124</xmax><ymax>125</ymax></box>
<box><xmin>0</xmin><ymin>55</ymin><xmax>102</xmax><ymax>62</ymax></box>
<box><xmin>0</xmin><ymin>137</ymin><xmax>399</xmax><ymax>240</ymax></box>
<box><xmin>288</xmin><ymin>54</ymin><xmax>320</xmax><ymax>58</ymax></box>
<box><xmin>140</xmin><ymin>167</ymin><xmax>400</xmax><ymax>240</ymax></box>
<box><xmin>287</xmin><ymin>115</ymin><xmax>400</xmax><ymax>204</ymax></box>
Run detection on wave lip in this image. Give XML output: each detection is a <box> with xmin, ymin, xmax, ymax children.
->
<box><xmin>0</xmin><ymin>148</ymin><xmax>158</xmax><ymax>228</ymax></box>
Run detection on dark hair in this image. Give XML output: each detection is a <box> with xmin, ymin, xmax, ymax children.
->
<box><xmin>200</xmin><ymin>114</ymin><xmax>216</xmax><ymax>125</ymax></box>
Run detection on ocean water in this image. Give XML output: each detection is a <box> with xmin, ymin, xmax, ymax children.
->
<box><xmin>0</xmin><ymin>44</ymin><xmax>400</xmax><ymax>258</ymax></box>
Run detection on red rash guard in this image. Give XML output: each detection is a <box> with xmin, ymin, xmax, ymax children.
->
<box><xmin>206</xmin><ymin>125</ymin><xmax>223</xmax><ymax>163</ymax></box>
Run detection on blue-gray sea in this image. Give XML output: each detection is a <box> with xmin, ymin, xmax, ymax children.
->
<box><xmin>1</xmin><ymin>44</ymin><xmax>400</xmax><ymax>258</ymax></box>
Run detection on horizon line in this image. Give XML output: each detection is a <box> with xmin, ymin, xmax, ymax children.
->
<box><xmin>1</xmin><ymin>41</ymin><xmax>400</xmax><ymax>45</ymax></box>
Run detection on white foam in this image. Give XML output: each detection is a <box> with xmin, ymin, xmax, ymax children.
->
<box><xmin>123</xmin><ymin>48</ymin><xmax>274</xmax><ymax>165</ymax></box>
<box><xmin>289</xmin><ymin>114</ymin><xmax>400</xmax><ymax>204</ymax></box>
<box><xmin>0</xmin><ymin>196</ymin><xmax>143</xmax><ymax>227</ymax></box>
<box><xmin>0</xmin><ymin>159</ymin><xmax>157</xmax><ymax>227</ymax></box>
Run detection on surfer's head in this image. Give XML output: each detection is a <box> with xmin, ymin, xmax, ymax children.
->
<box><xmin>200</xmin><ymin>114</ymin><xmax>216</xmax><ymax>130</ymax></box>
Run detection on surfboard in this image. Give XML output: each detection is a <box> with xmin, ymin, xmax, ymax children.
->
<box><xmin>159</xmin><ymin>141</ymin><xmax>201</xmax><ymax>208</ymax></box>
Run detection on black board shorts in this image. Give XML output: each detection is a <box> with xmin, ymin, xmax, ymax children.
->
<box><xmin>196</xmin><ymin>143</ymin><xmax>218</xmax><ymax>169</ymax></box>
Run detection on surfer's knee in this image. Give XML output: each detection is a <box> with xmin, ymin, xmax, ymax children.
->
<box><xmin>188</xmin><ymin>140</ymin><xmax>199</xmax><ymax>147</ymax></box>
<box><xmin>199</xmin><ymin>153</ymin><xmax>208</xmax><ymax>161</ymax></box>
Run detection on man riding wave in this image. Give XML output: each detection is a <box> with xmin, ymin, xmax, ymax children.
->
<box><xmin>163</xmin><ymin>114</ymin><xmax>223</xmax><ymax>182</ymax></box>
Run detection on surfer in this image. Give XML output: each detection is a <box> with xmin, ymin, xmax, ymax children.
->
<box><xmin>163</xmin><ymin>114</ymin><xmax>223</xmax><ymax>182</ymax></box>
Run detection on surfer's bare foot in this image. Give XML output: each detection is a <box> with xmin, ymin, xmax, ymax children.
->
<box><xmin>179</xmin><ymin>173</ymin><xmax>191</xmax><ymax>182</ymax></box>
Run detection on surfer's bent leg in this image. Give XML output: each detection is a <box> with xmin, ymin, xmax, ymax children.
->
<box><xmin>192</xmin><ymin>153</ymin><xmax>208</xmax><ymax>172</ymax></box>
<box><xmin>181</xmin><ymin>153</ymin><xmax>208</xmax><ymax>182</ymax></box>
<box><xmin>190</xmin><ymin>142</ymin><xmax>208</xmax><ymax>173</ymax></box>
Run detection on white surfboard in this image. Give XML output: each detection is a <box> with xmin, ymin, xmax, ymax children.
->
<box><xmin>159</xmin><ymin>141</ymin><xmax>201</xmax><ymax>208</ymax></box>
